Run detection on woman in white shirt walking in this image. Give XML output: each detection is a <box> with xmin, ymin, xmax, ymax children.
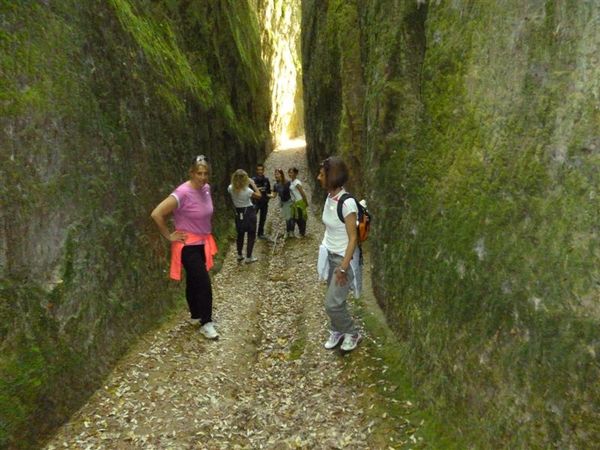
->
<box><xmin>228</xmin><ymin>169</ymin><xmax>261</xmax><ymax>263</ymax></box>
<box><xmin>317</xmin><ymin>156</ymin><xmax>362</xmax><ymax>352</ymax></box>
<box><xmin>288</xmin><ymin>167</ymin><xmax>309</xmax><ymax>237</ymax></box>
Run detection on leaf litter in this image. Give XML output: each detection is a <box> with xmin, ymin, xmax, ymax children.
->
<box><xmin>45</xmin><ymin>146</ymin><xmax>420</xmax><ymax>449</ymax></box>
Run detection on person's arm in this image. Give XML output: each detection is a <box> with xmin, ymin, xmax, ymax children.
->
<box><xmin>297</xmin><ymin>184</ymin><xmax>308</xmax><ymax>205</ymax></box>
<box><xmin>249</xmin><ymin>180</ymin><xmax>262</xmax><ymax>199</ymax></box>
<box><xmin>335</xmin><ymin>212</ymin><xmax>358</xmax><ymax>286</ymax></box>
<box><xmin>151</xmin><ymin>195</ymin><xmax>187</xmax><ymax>243</ymax></box>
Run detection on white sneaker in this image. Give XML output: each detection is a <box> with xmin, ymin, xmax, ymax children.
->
<box><xmin>237</xmin><ymin>254</ymin><xmax>244</xmax><ymax>261</ymax></box>
<box><xmin>245</xmin><ymin>256</ymin><xmax>258</xmax><ymax>264</ymax></box>
<box><xmin>324</xmin><ymin>331</ymin><xmax>344</xmax><ymax>349</ymax></box>
<box><xmin>199</xmin><ymin>322</ymin><xmax>219</xmax><ymax>339</ymax></box>
<box><xmin>340</xmin><ymin>332</ymin><xmax>361</xmax><ymax>352</ymax></box>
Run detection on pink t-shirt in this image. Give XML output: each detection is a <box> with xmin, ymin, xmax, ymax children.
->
<box><xmin>170</xmin><ymin>182</ymin><xmax>213</xmax><ymax>235</ymax></box>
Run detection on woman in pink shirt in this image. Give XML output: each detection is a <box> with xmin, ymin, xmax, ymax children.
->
<box><xmin>151</xmin><ymin>155</ymin><xmax>219</xmax><ymax>339</ymax></box>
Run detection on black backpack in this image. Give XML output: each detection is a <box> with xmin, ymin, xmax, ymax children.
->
<box><xmin>336</xmin><ymin>193</ymin><xmax>371</xmax><ymax>243</ymax></box>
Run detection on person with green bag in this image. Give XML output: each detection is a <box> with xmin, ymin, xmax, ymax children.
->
<box><xmin>288</xmin><ymin>167</ymin><xmax>309</xmax><ymax>238</ymax></box>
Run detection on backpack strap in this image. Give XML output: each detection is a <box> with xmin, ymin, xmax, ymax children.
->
<box><xmin>337</xmin><ymin>193</ymin><xmax>354</xmax><ymax>223</ymax></box>
<box><xmin>336</xmin><ymin>193</ymin><xmax>364</xmax><ymax>265</ymax></box>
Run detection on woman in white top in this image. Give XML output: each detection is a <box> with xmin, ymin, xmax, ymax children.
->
<box><xmin>317</xmin><ymin>156</ymin><xmax>361</xmax><ymax>352</ymax></box>
<box><xmin>288</xmin><ymin>167</ymin><xmax>309</xmax><ymax>237</ymax></box>
<box><xmin>228</xmin><ymin>169</ymin><xmax>261</xmax><ymax>263</ymax></box>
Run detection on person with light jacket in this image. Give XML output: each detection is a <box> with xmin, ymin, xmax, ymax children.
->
<box><xmin>316</xmin><ymin>156</ymin><xmax>362</xmax><ymax>352</ymax></box>
<box><xmin>151</xmin><ymin>155</ymin><xmax>219</xmax><ymax>339</ymax></box>
<box><xmin>228</xmin><ymin>169</ymin><xmax>262</xmax><ymax>263</ymax></box>
<box><xmin>288</xmin><ymin>167</ymin><xmax>309</xmax><ymax>237</ymax></box>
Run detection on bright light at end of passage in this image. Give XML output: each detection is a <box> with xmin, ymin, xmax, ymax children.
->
<box><xmin>276</xmin><ymin>136</ymin><xmax>306</xmax><ymax>151</ymax></box>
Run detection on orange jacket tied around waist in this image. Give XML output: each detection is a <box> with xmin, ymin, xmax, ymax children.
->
<box><xmin>170</xmin><ymin>232</ymin><xmax>218</xmax><ymax>281</ymax></box>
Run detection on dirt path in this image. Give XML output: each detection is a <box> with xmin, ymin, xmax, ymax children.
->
<box><xmin>45</xmin><ymin>142</ymin><xmax>419</xmax><ymax>449</ymax></box>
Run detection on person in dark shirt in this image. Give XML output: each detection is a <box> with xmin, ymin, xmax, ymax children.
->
<box><xmin>270</xmin><ymin>168</ymin><xmax>294</xmax><ymax>237</ymax></box>
<box><xmin>252</xmin><ymin>163</ymin><xmax>272</xmax><ymax>239</ymax></box>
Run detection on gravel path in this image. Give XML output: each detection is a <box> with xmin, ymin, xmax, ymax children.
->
<box><xmin>45</xmin><ymin>142</ymin><xmax>417</xmax><ymax>449</ymax></box>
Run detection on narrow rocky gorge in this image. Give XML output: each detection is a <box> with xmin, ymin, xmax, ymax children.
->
<box><xmin>44</xmin><ymin>144</ymin><xmax>418</xmax><ymax>449</ymax></box>
<box><xmin>5</xmin><ymin>1</ymin><xmax>598</xmax><ymax>447</ymax></box>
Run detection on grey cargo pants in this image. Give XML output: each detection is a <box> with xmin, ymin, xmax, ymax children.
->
<box><xmin>324</xmin><ymin>252</ymin><xmax>358</xmax><ymax>334</ymax></box>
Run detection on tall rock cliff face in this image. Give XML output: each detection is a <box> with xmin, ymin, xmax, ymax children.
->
<box><xmin>0</xmin><ymin>1</ymin><xmax>270</xmax><ymax>447</ymax></box>
<box><xmin>257</xmin><ymin>0</ymin><xmax>303</xmax><ymax>147</ymax></box>
<box><xmin>302</xmin><ymin>0</ymin><xmax>600</xmax><ymax>447</ymax></box>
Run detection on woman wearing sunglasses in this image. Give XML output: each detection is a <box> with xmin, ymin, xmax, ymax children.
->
<box><xmin>151</xmin><ymin>155</ymin><xmax>219</xmax><ymax>340</ymax></box>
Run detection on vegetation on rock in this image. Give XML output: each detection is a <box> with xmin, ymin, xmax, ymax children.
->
<box><xmin>0</xmin><ymin>0</ymin><xmax>270</xmax><ymax>447</ymax></box>
<box><xmin>302</xmin><ymin>0</ymin><xmax>600</xmax><ymax>447</ymax></box>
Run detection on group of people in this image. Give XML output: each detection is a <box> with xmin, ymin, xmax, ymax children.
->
<box><xmin>227</xmin><ymin>163</ymin><xmax>309</xmax><ymax>263</ymax></box>
<box><xmin>151</xmin><ymin>156</ymin><xmax>362</xmax><ymax>351</ymax></box>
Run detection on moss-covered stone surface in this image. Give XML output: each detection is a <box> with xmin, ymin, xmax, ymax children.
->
<box><xmin>0</xmin><ymin>0</ymin><xmax>270</xmax><ymax>447</ymax></box>
<box><xmin>302</xmin><ymin>0</ymin><xmax>600</xmax><ymax>447</ymax></box>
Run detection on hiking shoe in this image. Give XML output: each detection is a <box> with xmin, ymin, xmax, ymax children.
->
<box><xmin>258</xmin><ymin>234</ymin><xmax>267</xmax><ymax>240</ymax></box>
<box><xmin>245</xmin><ymin>256</ymin><xmax>258</xmax><ymax>264</ymax></box>
<box><xmin>340</xmin><ymin>332</ymin><xmax>362</xmax><ymax>352</ymax></box>
<box><xmin>237</xmin><ymin>254</ymin><xmax>244</xmax><ymax>261</ymax></box>
<box><xmin>324</xmin><ymin>331</ymin><xmax>344</xmax><ymax>349</ymax></box>
<box><xmin>200</xmin><ymin>322</ymin><xmax>219</xmax><ymax>339</ymax></box>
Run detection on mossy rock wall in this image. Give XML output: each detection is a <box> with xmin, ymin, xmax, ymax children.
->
<box><xmin>0</xmin><ymin>0</ymin><xmax>270</xmax><ymax>447</ymax></box>
<box><xmin>302</xmin><ymin>0</ymin><xmax>600</xmax><ymax>447</ymax></box>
